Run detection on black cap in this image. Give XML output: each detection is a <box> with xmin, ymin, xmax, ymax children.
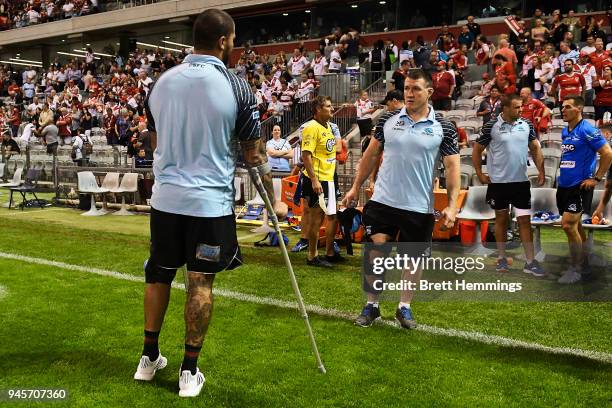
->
<box><xmin>380</xmin><ymin>89</ymin><xmax>404</xmax><ymax>104</ymax></box>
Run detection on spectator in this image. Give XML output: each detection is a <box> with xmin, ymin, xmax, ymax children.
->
<box><xmin>413</xmin><ymin>36</ymin><xmax>431</xmax><ymax>68</ymax></box>
<box><xmin>279</xmin><ymin>79</ymin><xmax>296</xmax><ymax>111</ymax></box>
<box><xmin>593</xmin><ymin>65</ymin><xmax>612</xmax><ymax>124</ymax></box>
<box><xmin>368</xmin><ymin>40</ymin><xmax>385</xmax><ymax>73</ymax></box>
<box><xmin>266</xmin><ymin>124</ymin><xmax>293</xmax><ymax>172</ymax></box>
<box><xmin>41</xmin><ymin>119</ymin><xmax>60</xmax><ymax>153</ymax></box>
<box><xmin>328</xmin><ymin>44</ymin><xmax>343</xmax><ymax>73</ymax></box>
<box><xmin>56</xmin><ymin>107</ymin><xmax>72</xmax><ymax>145</ymax></box>
<box><xmin>492</xmin><ymin>54</ymin><xmax>516</xmax><ymax>94</ymax></box>
<box><xmin>475</xmin><ymin>35</ymin><xmax>492</xmax><ymax>66</ymax></box>
<box><xmin>1</xmin><ymin>131</ymin><xmax>21</xmax><ymax>157</ymax></box>
<box><xmin>451</xmin><ymin>120</ymin><xmax>468</xmax><ymax>148</ymax></box>
<box><xmin>72</xmin><ymin>128</ymin><xmax>92</xmax><ymax>166</ymax></box>
<box><xmin>261</xmin><ymin>72</ymin><xmax>281</xmax><ymax>103</ymax></box>
<box><xmin>287</xmin><ymin>48</ymin><xmax>310</xmax><ymax>77</ymax></box>
<box><xmin>558</xmin><ymin>42</ymin><xmax>579</xmax><ymax>73</ymax></box>
<box><xmin>355</xmin><ymin>90</ymin><xmax>375</xmax><ymax>138</ymax></box>
<box><xmin>519</xmin><ymin>87</ymin><xmax>551</xmax><ymax>135</ymax></box>
<box><xmin>548</xmin><ymin>9</ymin><xmax>568</xmax><ymax>47</ymax></box>
<box><xmin>581</xmin><ymin>16</ymin><xmax>606</xmax><ymax>43</ymax></box>
<box><xmin>531</xmin><ymin>18</ymin><xmax>549</xmax><ymax>43</ymax></box>
<box><xmin>392</xmin><ymin>60</ymin><xmax>410</xmax><ymax>91</ymax></box>
<box><xmin>435</xmin><ymin>24</ymin><xmax>455</xmax><ymax>50</ymax></box>
<box><xmin>466</xmin><ymin>15</ymin><xmax>481</xmax><ymax>38</ymax></box>
<box><xmin>104</xmin><ymin>106</ymin><xmax>118</xmax><ymax>145</ymax></box>
<box><xmin>589</xmin><ymin>38</ymin><xmax>609</xmax><ymax>75</ymax></box>
<box><xmin>39</xmin><ymin>103</ymin><xmax>54</xmax><ymax>130</ymax></box>
<box><xmin>398</xmin><ymin>41</ymin><xmax>414</xmax><ymax>67</ymax></box>
<box><xmin>134</xmin><ymin>121</ymin><xmax>153</xmax><ymax>167</ymax></box>
<box><xmin>581</xmin><ymin>35</ymin><xmax>597</xmax><ymax>55</ymax></box>
<box><xmin>22</xmin><ymin>78</ymin><xmax>35</xmax><ymax>104</ymax></box>
<box><xmin>458</xmin><ymin>25</ymin><xmax>474</xmax><ymax>49</ymax></box>
<box><xmin>431</xmin><ymin>61</ymin><xmax>455</xmax><ymax>111</ymax></box>
<box><xmin>550</xmin><ymin>60</ymin><xmax>586</xmax><ymax>106</ymax></box>
<box><xmin>296</xmin><ymin>71</ymin><xmax>317</xmax><ymax>102</ymax></box>
<box><xmin>533</xmin><ymin>55</ymin><xmax>555</xmax><ymax>100</ymax></box>
<box><xmin>310</xmin><ymin>49</ymin><xmax>328</xmax><ymax>77</ymax></box>
<box><xmin>137</xmin><ymin>70</ymin><xmax>153</xmax><ymax>96</ymax></box>
<box><xmin>264</xmin><ymin>93</ymin><xmax>283</xmax><ymax>120</ymax></box>
<box><xmin>494</xmin><ymin>38</ymin><xmax>518</xmax><ymax>67</ymax></box>
<box><xmin>577</xmin><ymin>51</ymin><xmax>597</xmax><ymax>106</ymax></box>
<box><xmin>115</xmin><ymin>108</ymin><xmax>130</xmax><ymax>145</ymax></box>
<box><xmin>70</xmin><ymin>104</ymin><xmax>82</xmax><ymax>136</ymax></box>
<box><xmin>477</xmin><ymin>86</ymin><xmax>501</xmax><ymax>125</ymax></box>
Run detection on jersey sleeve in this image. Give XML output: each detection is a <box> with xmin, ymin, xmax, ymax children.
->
<box><xmin>527</xmin><ymin>119</ymin><xmax>537</xmax><ymax>141</ymax></box>
<box><xmin>438</xmin><ymin>116</ymin><xmax>460</xmax><ymax>156</ymax></box>
<box><xmin>373</xmin><ymin>109</ymin><xmax>399</xmax><ymax>148</ymax></box>
<box><xmin>234</xmin><ymin>77</ymin><xmax>261</xmax><ymax>141</ymax></box>
<box><xmin>301</xmin><ymin>124</ymin><xmax>318</xmax><ymax>153</ymax></box>
<box><xmin>585</xmin><ymin>126</ymin><xmax>607</xmax><ymax>151</ymax></box>
<box><xmin>476</xmin><ymin>120</ymin><xmax>494</xmax><ymax>147</ymax></box>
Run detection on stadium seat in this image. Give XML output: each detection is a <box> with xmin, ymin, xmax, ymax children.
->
<box><xmin>458</xmin><ymin>120</ymin><xmax>479</xmax><ymax>134</ymax></box>
<box><xmin>471</xmin><ymin>165</ymin><xmax>487</xmax><ymax>186</ymax></box>
<box><xmin>582</xmin><ymin>190</ymin><xmax>612</xmax><ymax>266</ymax></box>
<box><xmin>541</xmin><ymin>148</ymin><xmax>562</xmax><ymax>158</ymax></box>
<box><xmin>77</xmin><ymin>171</ymin><xmax>109</xmax><ymax>216</ymax></box>
<box><xmin>527</xmin><ymin>166</ymin><xmax>555</xmax><ymax>188</ymax></box>
<box><xmin>527</xmin><ymin>187</ymin><xmax>559</xmax><ymax>262</ymax></box>
<box><xmin>446</xmin><ymin>110</ymin><xmax>466</xmax><ymax>121</ymax></box>
<box><xmin>457</xmin><ymin>186</ymin><xmax>495</xmax><ymax>256</ymax></box>
<box><xmin>583</xmin><ymin>106</ymin><xmax>595</xmax><ymax>119</ymax></box>
<box><xmin>100</xmin><ymin>172</ymin><xmax>121</xmax><ymax>214</ymax></box>
<box><xmin>460</xmin><ymin>164</ymin><xmax>474</xmax><ymax>189</ymax></box>
<box><xmin>551</xmin><ymin>119</ymin><xmax>565</xmax><ymax>131</ymax></box>
<box><xmin>0</xmin><ymin>163</ymin><xmax>5</xmax><ymax>183</ymax></box>
<box><xmin>110</xmin><ymin>173</ymin><xmax>139</xmax><ymax>216</ymax></box>
<box><xmin>470</xmin><ymin>80</ymin><xmax>484</xmax><ymax>89</ymax></box>
<box><xmin>455</xmin><ymin>99</ymin><xmax>474</xmax><ymax>110</ymax></box>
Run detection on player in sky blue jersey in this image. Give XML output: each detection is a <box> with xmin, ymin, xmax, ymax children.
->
<box><xmin>556</xmin><ymin>95</ymin><xmax>612</xmax><ymax>284</ymax></box>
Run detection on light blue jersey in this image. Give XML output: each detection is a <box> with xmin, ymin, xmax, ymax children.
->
<box><xmin>476</xmin><ymin>116</ymin><xmax>537</xmax><ymax>183</ymax></box>
<box><xmin>371</xmin><ymin>106</ymin><xmax>459</xmax><ymax>214</ymax></box>
<box><xmin>145</xmin><ymin>54</ymin><xmax>260</xmax><ymax>217</ymax></box>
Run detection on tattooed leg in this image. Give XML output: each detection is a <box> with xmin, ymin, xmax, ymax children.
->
<box><xmin>184</xmin><ymin>271</ymin><xmax>215</xmax><ymax>347</ymax></box>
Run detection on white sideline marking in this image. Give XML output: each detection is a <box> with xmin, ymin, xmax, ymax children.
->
<box><xmin>0</xmin><ymin>251</ymin><xmax>610</xmax><ymax>365</ymax></box>
<box><xmin>0</xmin><ymin>284</ymin><xmax>7</xmax><ymax>300</ymax></box>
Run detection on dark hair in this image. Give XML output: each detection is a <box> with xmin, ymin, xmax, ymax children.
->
<box><xmin>402</xmin><ymin>41</ymin><xmax>409</xmax><ymax>49</ymax></box>
<box><xmin>311</xmin><ymin>95</ymin><xmax>332</xmax><ymax>115</ymax></box>
<box><xmin>193</xmin><ymin>9</ymin><xmax>235</xmax><ymax>51</ymax></box>
<box><xmin>490</xmin><ymin>85</ymin><xmax>500</xmax><ymax>92</ymax></box>
<box><xmin>501</xmin><ymin>94</ymin><xmax>521</xmax><ymax>108</ymax></box>
<box><xmin>400</xmin><ymin>59</ymin><xmax>410</xmax><ymax>66</ymax></box>
<box><xmin>564</xmin><ymin>95</ymin><xmax>585</xmax><ymax>108</ymax></box>
<box><xmin>493</xmin><ymin>53</ymin><xmax>507</xmax><ymax>61</ymax></box>
<box><xmin>406</xmin><ymin>69</ymin><xmax>432</xmax><ymax>87</ymax></box>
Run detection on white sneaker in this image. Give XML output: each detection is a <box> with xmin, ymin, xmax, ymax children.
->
<box><xmin>133</xmin><ymin>354</ymin><xmax>167</xmax><ymax>381</ymax></box>
<box><xmin>558</xmin><ymin>268</ymin><xmax>581</xmax><ymax>284</ymax></box>
<box><xmin>178</xmin><ymin>368</ymin><xmax>205</xmax><ymax>397</ymax></box>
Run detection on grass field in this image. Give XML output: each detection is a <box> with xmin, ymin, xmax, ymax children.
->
<box><xmin>0</xmin><ymin>202</ymin><xmax>611</xmax><ymax>407</ymax></box>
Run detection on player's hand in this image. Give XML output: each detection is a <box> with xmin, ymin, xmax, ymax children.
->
<box><xmin>537</xmin><ymin>172</ymin><xmax>545</xmax><ymax>186</ymax></box>
<box><xmin>342</xmin><ymin>187</ymin><xmax>359</xmax><ymax>208</ymax></box>
<box><xmin>440</xmin><ymin>206</ymin><xmax>457</xmax><ymax>231</ymax></box>
<box><xmin>478</xmin><ymin>173</ymin><xmax>491</xmax><ymax>184</ymax></box>
<box><xmin>592</xmin><ymin>205</ymin><xmax>604</xmax><ymax>221</ymax></box>
<box><xmin>580</xmin><ymin>178</ymin><xmax>598</xmax><ymax>190</ymax></box>
<box><xmin>312</xmin><ymin>178</ymin><xmax>323</xmax><ymax>195</ymax></box>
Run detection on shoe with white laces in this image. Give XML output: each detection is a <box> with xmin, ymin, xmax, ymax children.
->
<box><xmin>558</xmin><ymin>267</ymin><xmax>581</xmax><ymax>284</ymax></box>
<box><xmin>133</xmin><ymin>353</ymin><xmax>167</xmax><ymax>381</ymax></box>
<box><xmin>178</xmin><ymin>368</ymin><xmax>205</xmax><ymax>398</ymax></box>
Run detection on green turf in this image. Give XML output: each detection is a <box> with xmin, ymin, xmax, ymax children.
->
<box><xmin>0</xmin><ymin>205</ymin><xmax>610</xmax><ymax>406</ymax></box>
<box><xmin>1</xmin><ymin>260</ymin><xmax>611</xmax><ymax>407</ymax></box>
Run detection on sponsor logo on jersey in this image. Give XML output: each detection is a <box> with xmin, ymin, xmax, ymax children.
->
<box><xmin>560</xmin><ymin>160</ymin><xmax>576</xmax><ymax>168</ymax></box>
<box><xmin>325</xmin><ymin>138</ymin><xmax>336</xmax><ymax>152</ymax></box>
<box><xmin>561</xmin><ymin>144</ymin><xmax>575</xmax><ymax>153</ymax></box>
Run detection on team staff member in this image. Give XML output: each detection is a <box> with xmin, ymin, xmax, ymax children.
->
<box><xmin>300</xmin><ymin>96</ymin><xmax>344</xmax><ymax>267</ymax></box>
<box><xmin>343</xmin><ymin>69</ymin><xmax>460</xmax><ymax>329</ymax></box>
<box><xmin>133</xmin><ymin>9</ymin><xmax>277</xmax><ymax>398</ymax></box>
<box><xmin>592</xmin><ymin>124</ymin><xmax>612</xmax><ymax>221</ymax></box>
<box><xmin>473</xmin><ymin>94</ymin><xmax>546</xmax><ymax>275</ymax></box>
<box><xmin>556</xmin><ymin>95</ymin><xmax>612</xmax><ymax>284</ymax></box>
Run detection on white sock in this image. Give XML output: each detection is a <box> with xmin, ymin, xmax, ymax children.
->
<box><xmin>367</xmin><ymin>301</ymin><xmax>379</xmax><ymax>308</ymax></box>
<box><xmin>399</xmin><ymin>302</ymin><xmax>410</xmax><ymax>309</ymax></box>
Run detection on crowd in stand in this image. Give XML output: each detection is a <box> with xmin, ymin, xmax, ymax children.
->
<box><xmin>0</xmin><ymin>0</ymin><xmax>106</xmax><ymax>30</ymax></box>
<box><xmin>2</xmin><ymin>8</ymin><xmax>612</xmax><ymax>164</ymax></box>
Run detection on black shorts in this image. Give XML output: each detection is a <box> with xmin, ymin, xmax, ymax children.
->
<box><xmin>148</xmin><ymin>208</ymin><xmax>242</xmax><ymax>279</ymax></box>
<box><xmin>486</xmin><ymin>181</ymin><xmax>531</xmax><ymax>210</ymax></box>
<box><xmin>300</xmin><ymin>173</ymin><xmax>341</xmax><ymax>210</ymax></box>
<box><xmin>556</xmin><ymin>185</ymin><xmax>594</xmax><ymax>215</ymax></box>
<box><xmin>362</xmin><ymin>200</ymin><xmax>435</xmax><ymax>243</ymax></box>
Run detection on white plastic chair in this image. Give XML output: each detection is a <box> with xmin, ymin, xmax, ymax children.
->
<box><xmin>0</xmin><ymin>167</ymin><xmax>23</xmax><ymax>207</ymax></box>
<box><xmin>110</xmin><ymin>173</ymin><xmax>139</xmax><ymax>216</ymax></box>
<box><xmin>457</xmin><ymin>186</ymin><xmax>495</xmax><ymax>256</ymax></box>
<box><xmin>77</xmin><ymin>171</ymin><xmax>109</xmax><ymax>216</ymax></box>
<box><xmin>100</xmin><ymin>172</ymin><xmax>120</xmax><ymax>214</ymax></box>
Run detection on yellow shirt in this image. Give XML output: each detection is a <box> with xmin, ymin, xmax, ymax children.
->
<box><xmin>301</xmin><ymin>119</ymin><xmax>336</xmax><ymax>181</ymax></box>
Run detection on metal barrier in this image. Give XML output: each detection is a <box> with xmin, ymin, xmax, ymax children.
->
<box><xmin>319</xmin><ymin>70</ymin><xmax>385</xmax><ymax>104</ymax></box>
<box><xmin>260</xmin><ymin>89</ymin><xmax>317</xmax><ymax>142</ymax></box>
<box><xmin>332</xmin><ymin>105</ymin><xmax>357</xmax><ymax>137</ymax></box>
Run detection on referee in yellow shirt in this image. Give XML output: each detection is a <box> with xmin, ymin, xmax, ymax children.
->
<box><xmin>301</xmin><ymin>95</ymin><xmax>345</xmax><ymax>267</ymax></box>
